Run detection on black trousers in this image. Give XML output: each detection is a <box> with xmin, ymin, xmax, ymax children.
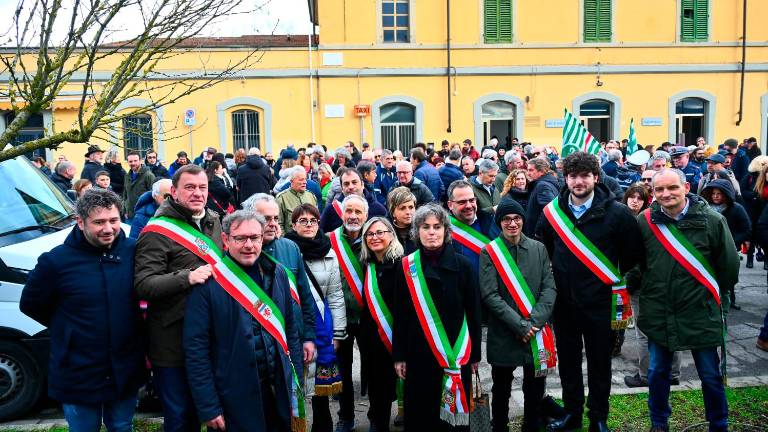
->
<box><xmin>337</xmin><ymin>323</ymin><xmax>361</xmax><ymax>421</ymax></box>
<box><xmin>311</xmin><ymin>396</ymin><xmax>332</xmax><ymax>432</ymax></box>
<box><xmin>553</xmin><ymin>303</ymin><xmax>612</xmax><ymax>422</ymax></box>
<box><xmin>491</xmin><ymin>364</ymin><xmax>546</xmax><ymax>432</ymax></box>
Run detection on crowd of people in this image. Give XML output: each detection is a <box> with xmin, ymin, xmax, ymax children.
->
<box><xmin>20</xmin><ymin>134</ymin><xmax>768</xmax><ymax>432</ymax></box>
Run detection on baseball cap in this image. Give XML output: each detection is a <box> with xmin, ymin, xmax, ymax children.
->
<box><xmin>706</xmin><ymin>153</ymin><xmax>726</xmax><ymax>164</ymax></box>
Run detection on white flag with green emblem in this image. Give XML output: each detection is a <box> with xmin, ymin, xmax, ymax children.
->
<box><xmin>627</xmin><ymin>117</ymin><xmax>638</xmax><ymax>155</ymax></box>
<box><xmin>562</xmin><ymin>108</ymin><xmax>601</xmax><ymax>157</ymax></box>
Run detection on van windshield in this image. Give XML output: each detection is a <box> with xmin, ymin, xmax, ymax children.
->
<box><xmin>0</xmin><ymin>156</ymin><xmax>74</xmax><ymax>238</ymax></box>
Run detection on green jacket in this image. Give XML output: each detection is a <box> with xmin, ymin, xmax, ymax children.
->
<box><xmin>479</xmin><ymin>234</ymin><xmax>556</xmax><ymax>367</ymax></box>
<box><xmin>471</xmin><ymin>176</ymin><xmax>501</xmax><ymax>214</ymax></box>
<box><xmin>637</xmin><ymin>195</ymin><xmax>738</xmax><ymax>351</ymax></box>
<box><xmin>123</xmin><ymin>166</ymin><xmax>156</xmax><ymax>219</ymax></box>
<box><xmin>276</xmin><ymin>188</ymin><xmax>317</xmax><ymax>234</ymax></box>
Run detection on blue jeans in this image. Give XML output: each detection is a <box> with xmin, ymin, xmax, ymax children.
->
<box><xmin>62</xmin><ymin>394</ymin><xmax>137</xmax><ymax>432</ymax></box>
<box><xmin>648</xmin><ymin>341</ymin><xmax>728</xmax><ymax>431</ymax></box>
<box><xmin>153</xmin><ymin>367</ymin><xmax>200</xmax><ymax>432</ymax></box>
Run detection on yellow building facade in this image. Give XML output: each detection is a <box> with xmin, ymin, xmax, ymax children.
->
<box><xmin>4</xmin><ymin>0</ymin><xmax>768</xmax><ymax>166</ymax></box>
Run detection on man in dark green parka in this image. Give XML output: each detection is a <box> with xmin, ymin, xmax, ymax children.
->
<box><xmin>639</xmin><ymin>168</ymin><xmax>738</xmax><ymax>432</ymax></box>
<box><xmin>480</xmin><ymin>199</ymin><xmax>557</xmax><ymax>432</ymax></box>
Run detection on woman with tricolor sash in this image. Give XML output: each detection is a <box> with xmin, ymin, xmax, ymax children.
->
<box><xmin>359</xmin><ymin>216</ymin><xmax>404</xmax><ymax>432</ymax></box>
<box><xmin>392</xmin><ymin>204</ymin><xmax>481</xmax><ymax>431</ymax></box>
<box><xmin>479</xmin><ymin>199</ymin><xmax>557</xmax><ymax>432</ymax></box>
<box><xmin>284</xmin><ymin>204</ymin><xmax>346</xmax><ymax>432</ymax></box>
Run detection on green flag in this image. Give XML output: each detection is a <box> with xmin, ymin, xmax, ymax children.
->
<box><xmin>562</xmin><ymin>108</ymin><xmax>601</xmax><ymax>157</ymax></box>
<box><xmin>627</xmin><ymin>118</ymin><xmax>638</xmax><ymax>155</ymax></box>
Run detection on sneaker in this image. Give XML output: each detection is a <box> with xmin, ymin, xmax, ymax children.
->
<box><xmin>758</xmin><ymin>338</ymin><xmax>768</xmax><ymax>352</ymax></box>
<box><xmin>335</xmin><ymin>418</ymin><xmax>355</xmax><ymax>432</ymax></box>
<box><xmin>671</xmin><ymin>378</ymin><xmax>680</xmax><ymax>385</ymax></box>
<box><xmin>756</xmin><ymin>249</ymin><xmax>764</xmax><ymax>262</ymax></box>
<box><xmin>624</xmin><ymin>373</ymin><xmax>648</xmax><ymax>388</ymax></box>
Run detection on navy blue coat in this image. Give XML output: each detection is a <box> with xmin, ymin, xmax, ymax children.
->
<box><xmin>414</xmin><ymin>160</ymin><xmax>444</xmax><ymax>202</ymax></box>
<box><xmin>184</xmin><ymin>255</ymin><xmax>302</xmax><ymax>432</ymax></box>
<box><xmin>438</xmin><ymin>163</ymin><xmax>466</xmax><ymax>202</ymax></box>
<box><xmin>375</xmin><ymin>165</ymin><xmax>397</xmax><ymax>197</ymax></box>
<box><xmin>319</xmin><ymin>189</ymin><xmax>388</xmax><ymax>233</ymax></box>
<box><xmin>129</xmin><ymin>191</ymin><xmax>159</xmax><ymax>239</ymax></box>
<box><xmin>20</xmin><ymin>227</ymin><xmax>145</xmax><ymax>404</ymax></box>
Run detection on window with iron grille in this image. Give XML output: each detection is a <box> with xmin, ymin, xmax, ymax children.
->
<box><xmin>122</xmin><ymin>115</ymin><xmax>153</xmax><ymax>158</ymax></box>
<box><xmin>680</xmin><ymin>0</ymin><xmax>708</xmax><ymax>42</ymax></box>
<box><xmin>484</xmin><ymin>0</ymin><xmax>512</xmax><ymax>43</ymax></box>
<box><xmin>584</xmin><ymin>0</ymin><xmax>611</xmax><ymax>43</ymax></box>
<box><xmin>231</xmin><ymin>109</ymin><xmax>260</xmax><ymax>152</ymax></box>
<box><xmin>382</xmin><ymin>0</ymin><xmax>409</xmax><ymax>43</ymax></box>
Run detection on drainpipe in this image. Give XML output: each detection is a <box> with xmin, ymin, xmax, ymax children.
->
<box><xmin>736</xmin><ymin>0</ymin><xmax>747</xmax><ymax>126</ymax></box>
<box><xmin>308</xmin><ymin>33</ymin><xmax>316</xmax><ymax>142</ymax></box>
<box><xmin>446</xmin><ymin>0</ymin><xmax>452</xmax><ymax>133</ymax></box>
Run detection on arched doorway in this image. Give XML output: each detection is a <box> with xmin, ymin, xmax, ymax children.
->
<box><xmin>675</xmin><ymin>97</ymin><xmax>706</xmax><ymax>147</ymax></box>
<box><xmin>380</xmin><ymin>102</ymin><xmax>416</xmax><ymax>153</ymax></box>
<box><xmin>579</xmin><ymin>99</ymin><xmax>612</xmax><ymax>143</ymax></box>
<box><xmin>481</xmin><ymin>100</ymin><xmax>516</xmax><ymax>148</ymax></box>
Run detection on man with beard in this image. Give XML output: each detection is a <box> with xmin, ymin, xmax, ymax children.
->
<box><xmin>319</xmin><ymin>168</ymin><xmax>387</xmax><ymax>232</ymax></box>
<box><xmin>537</xmin><ymin>152</ymin><xmax>643</xmax><ymax>432</ymax></box>
<box><xmin>327</xmin><ymin>194</ymin><xmax>369</xmax><ymax>432</ymax></box>
<box><xmin>690</xmin><ymin>147</ymin><xmax>707</xmax><ymax>173</ymax></box>
<box><xmin>447</xmin><ymin>179</ymin><xmax>500</xmax><ymax>275</ymax></box>
<box><xmin>241</xmin><ymin>194</ymin><xmax>316</xmax><ymax>369</ymax></box>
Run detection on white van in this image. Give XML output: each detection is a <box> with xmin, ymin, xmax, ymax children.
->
<box><xmin>0</xmin><ymin>155</ymin><xmax>86</xmax><ymax>420</ymax></box>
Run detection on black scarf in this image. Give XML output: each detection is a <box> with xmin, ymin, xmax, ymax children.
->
<box><xmin>284</xmin><ymin>229</ymin><xmax>332</xmax><ymax>260</ymax></box>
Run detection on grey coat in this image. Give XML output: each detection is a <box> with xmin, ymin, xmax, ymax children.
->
<box><xmin>479</xmin><ymin>234</ymin><xmax>557</xmax><ymax>367</ymax></box>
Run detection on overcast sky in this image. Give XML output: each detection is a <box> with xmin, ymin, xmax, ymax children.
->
<box><xmin>0</xmin><ymin>0</ymin><xmax>312</xmax><ymax>44</ymax></box>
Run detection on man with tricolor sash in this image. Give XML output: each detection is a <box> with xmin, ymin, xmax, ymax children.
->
<box><xmin>536</xmin><ymin>152</ymin><xmax>643</xmax><ymax>432</ymax></box>
<box><xmin>479</xmin><ymin>199</ymin><xmax>557</xmax><ymax>432</ymax></box>
<box><xmin>638</xmin><ymin>169</ymin><xmax>738</xmax><ymax>432</ymax></box>
<box><xmin>135</xmin><ymin>164</ymin><xmax>223</xmax><ymax>431</ymax></box>
<box><xmin>327</xmin><ymin>194</ymin><xmax>369</xmax><ymax>432</ymax></box>
<box><xmin>447</xmin><ymin>179</ymin><xmax>499</xmax><ymax>274</ymax></box>
<box><xmin>181</xmin><ymin>210</ymin><xmax>303</xmax><ymax>432</ymax></box>
<box><xmin>319</xmin><ymin>168</ymin><xmax>387</xmax><ymax>233</ymax></box>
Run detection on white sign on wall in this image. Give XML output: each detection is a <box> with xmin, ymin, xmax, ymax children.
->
<box><xmin>325</xmin><ymin>104</ymin><xmax>345</xmax><ymax>118</ymax></box>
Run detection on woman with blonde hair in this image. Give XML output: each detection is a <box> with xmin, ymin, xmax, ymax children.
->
<box><xmin>500</xmin><ymin>168</ymin><xmax>530</xmax><ymax>212</ymax></box>
<box><xmin>359</xmin><ymin>216</ymin><xmax>404</xmax><ymax>432</ymax></box>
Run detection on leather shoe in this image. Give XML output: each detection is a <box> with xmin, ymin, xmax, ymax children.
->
<box><xmin>624</xmin><ymin>373</ymin><xmax>648</xmax><ymax>387</ymax></box>
<box><xmin>589</xmin><ymin>420</ymin><xmax>612</xmax><ymax>432</ymax></box>
<box><xmin>757</xmin><ymin>338</ymin><xmax>768</xmax><ymax>352</ymax></box>
<box><xmin>547</xmin><ymin>414</ymin><xmax>582</xmax><ymax>431</ymax></box>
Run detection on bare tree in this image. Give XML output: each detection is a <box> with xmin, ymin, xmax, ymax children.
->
<box><xmin>0</xmin><ymin>0</ymin><xmax>264</xmax><ymax>161</ymax></box>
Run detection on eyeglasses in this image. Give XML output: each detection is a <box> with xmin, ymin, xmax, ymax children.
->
<box><xmin>147</xmin><ymin>155</ymin><xmax>157</xmax><ymax>159</ymax></box>
<box><xmin>262</xmin><ymin>215</ymin><xmax>280</xmax><ymax>223</ymax></box>
<box><xmin>500</xmin><ymin>215</ymin><xmax>523</xmax><ymax>225</ymax></box>
<box><xmin>396</xmin><ymin>171</ymin><xmax>411</xmax><ymax>175</ymax></box>
<box><xmin>641</xmin><ymin>178</ymin><xmax>653</xmax><ymax>183</ymax></box>
<box><xmin>296</xmin><ymin>218</ymin><xmax>318</xmax><ymax>227</ymax></box>
<box><xmin>365</xmin><ymin>230</ymin><xmax>391</xmax><ymax>239</ymax></box>
<box><xmin>231</xmin><ymin>234</ymin><xmax>263</xmax><ymax>245</ymax></box>
<box><xmin>450</xmin><ymin>198</ymin><xmax>476</xmax><ymax>206</ymax></box>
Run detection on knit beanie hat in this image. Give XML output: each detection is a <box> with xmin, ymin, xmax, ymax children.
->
<box><xmin>494</xmin><ymin>198</ymin><xmax>525</xmax><ymax>228</ymax></box>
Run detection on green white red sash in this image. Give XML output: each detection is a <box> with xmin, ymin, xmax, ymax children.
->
<box><xmin>402</xmin><ymin>251</ymin><xmax>472</xmax><ymax>426</ymax></box>
<box><xmin>328</xmin><ymin>227</ymin><xmax>364</xmax><ymax>307</ymax></box>
<box><xmin>542</xmin><ymin>198</ymin><xmax>632</xmax><ymax>329</ymax></box>
<box><xmin>485</xmin><ymin>237</ymin><xmax>557</xmax><ymax>376</ymax></box>
<box><xmin>263</xmin><ymin>253</ymin><xmax>301</xmax><ymax>305</ymax></box>
<box><xmin>643</xmin><ymin>209</ymin><xmax>728</xmax><ymax>383</ymax></box>
<box><xmin>449</xmin><ymin>216</ymin><xmax>491</xmax><ymax>254</ymax></box>
<box><xmin>363</xmin><ymin>262</ymin><xmax>394</xmax><ymax>352</ymax></box>
<box><xmin>332</xmin><ymin>199</ymin><xmax>343</xmax><ymax>218</ymax></box>
<box><xmin>142</xmin><ymin>217</ymin><xmax>306</xmax><ymax>430</ymax></box>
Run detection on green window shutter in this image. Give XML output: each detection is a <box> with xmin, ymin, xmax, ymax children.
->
<box><xmin>584</xmin><ymin>0</ymin><xmax>611</xmax><ymax>43</ymax></box>
<box><xmin>681</xmin><ymin>0</ymin><xmax>708</xmax><ymax>42</ymax></box>
<box><xmin>484</xmin><ymin>0</ymin><xmax>512</xmax><ymax>43</ymax></box>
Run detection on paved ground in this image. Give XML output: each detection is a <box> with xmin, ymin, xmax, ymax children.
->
<box><xmin>3</xmin><ymin>259</ymin><xmax>767</xmax><ymax>430</ymax></box>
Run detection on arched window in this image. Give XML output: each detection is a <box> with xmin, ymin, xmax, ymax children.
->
<box><xmin>481</xmin><ymin>101</ymin><xmax>516</xmax><ymax>148</ymax></box>
<box><xmin>231</xmin><ymin>109</ymin><xmax>260</xmax><ymax>152</ymax></box>
<box><xmin>3</xmin><ymin>112</ymin><xmax>46</xmax><ymax>159</ymax></box>
<box><xmin>675</xmin><ymin>97</ymin><xmax>707</xmax><ymax>147</ymax></box>
<box><xmin>122</xmin><ymin>114</ymin><xmax>153</xmax><ymax>158</ymax></box>
<box><xmin>380</xmin><ymin>103</ymin><xmax>415</xmax><ymax>153</ymax></box>
<box><xmin>579</xmin><ymin>99</ymin><xmax>612</xmax><ymax>142</ymax></box>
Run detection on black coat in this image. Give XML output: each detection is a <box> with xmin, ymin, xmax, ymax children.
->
<box><xmin>20</xmin><ymin>227</ymin><xmax>145</xmax><ymax>405</ymax></box>
<box><xmin>525</xmin><ymin>174</ymin><xmax>560</xmax><ymax>237</ymax></box>
<box><xmin>206</xmin><ymin>176</ymin><xmax>233</xmax><ymax>217</ymax></box>
<box><xmin>147</xmin><ymin>162</ymin><xmax>171</xmax><ymax>179</ymax></box>
<box><xmin>319</xmin><ymin>190</ymin><xmax>389</xmax><ymax>233</ymax></box>
<box><xmin>80</xmin><ymin>160</ymin><xmax>104</xmax><ymax>184</ymax></box>
<box><xmin>104</xmin><ymin>162</ymin><xmax>127</xmax><ymax>195</ymax></box>
<box><xmin>392</xmin><ymin>247</ymin><xmax>481</xmax><ymax>430</ymax></box>
<box><xmin>49</xmin><ymin>172</ymin><xmax>72</xmax><ymax>194</ymax></box>
<box><xmin>184</xmin><ymin>255</ymin><xmax>302</xmax><ymax>431</ymax></box>
<box><xmin>536</xmin><ymin>183</ymin><xmax>643</xmax><ymax>309</ymax></box>
<box><xmin>236</xmin><ymin>155</ymin><xmax>276</xmax><ymax>205</ymax></box>
<box><xmin>701</xmin><ymin>179</ymin><xmax>752</xmax><ymax>248</ymax></box>
<box><xmin>393</xmin><ymin>178</ymin><xmax>434</xmax><ymax>207</ymax></box>
<box><xmin>755</xmin><ymin>203</ymin><xmax>768</xmax><ymax>249</ymax></box>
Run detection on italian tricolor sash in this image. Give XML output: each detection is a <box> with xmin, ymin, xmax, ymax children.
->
<box><xmin>449</xmin><ymin>216</ymin><xmax>491</xmax><ymax>255</ymax></box>
<box><xmin>328</xmin><ymin>227</ymin><xmax>364</xmax><ymax>307</ymax></box>
<box><xmin>142</xmin><ymin>217</ymin><xmax>306</xmax><ymax>431</ymax></box>
<box><xmin>484</xmin><ymin>237</ymin><xmax>557</xmax><ymax>377</ymax></box>
<box><xmin>363</xmin><ymin>263</ymin><xmax>394</xmax><ymax>352</ymax></box>
<box><xmin>402</xmin><ymin>251</ymin><xmax>472</xmax><ymax>426</ymax></box>
<box><xmin>643</xmin><ymin>210</ymin><xmax>728</xmax><ymax>383</ymax></box>
<box><xmin>332</xmin><ymin>199</ymin><xmax>343</xmax><ymax>218</ymax></box>
<box><xmin>542</xmin><ymin>198</ymin><xmax>632</xmax><ymax>329</ymax></box>
<box><xmin>263</xmin><ymin>253</ymin><xmax>301</xmax><ymax>305</ymax></box>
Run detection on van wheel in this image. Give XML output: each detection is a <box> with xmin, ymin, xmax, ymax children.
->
<box><xmin>0</xmin><ymin>341</ymin><xmax>43</xmax><ymax>421</ymax></box>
